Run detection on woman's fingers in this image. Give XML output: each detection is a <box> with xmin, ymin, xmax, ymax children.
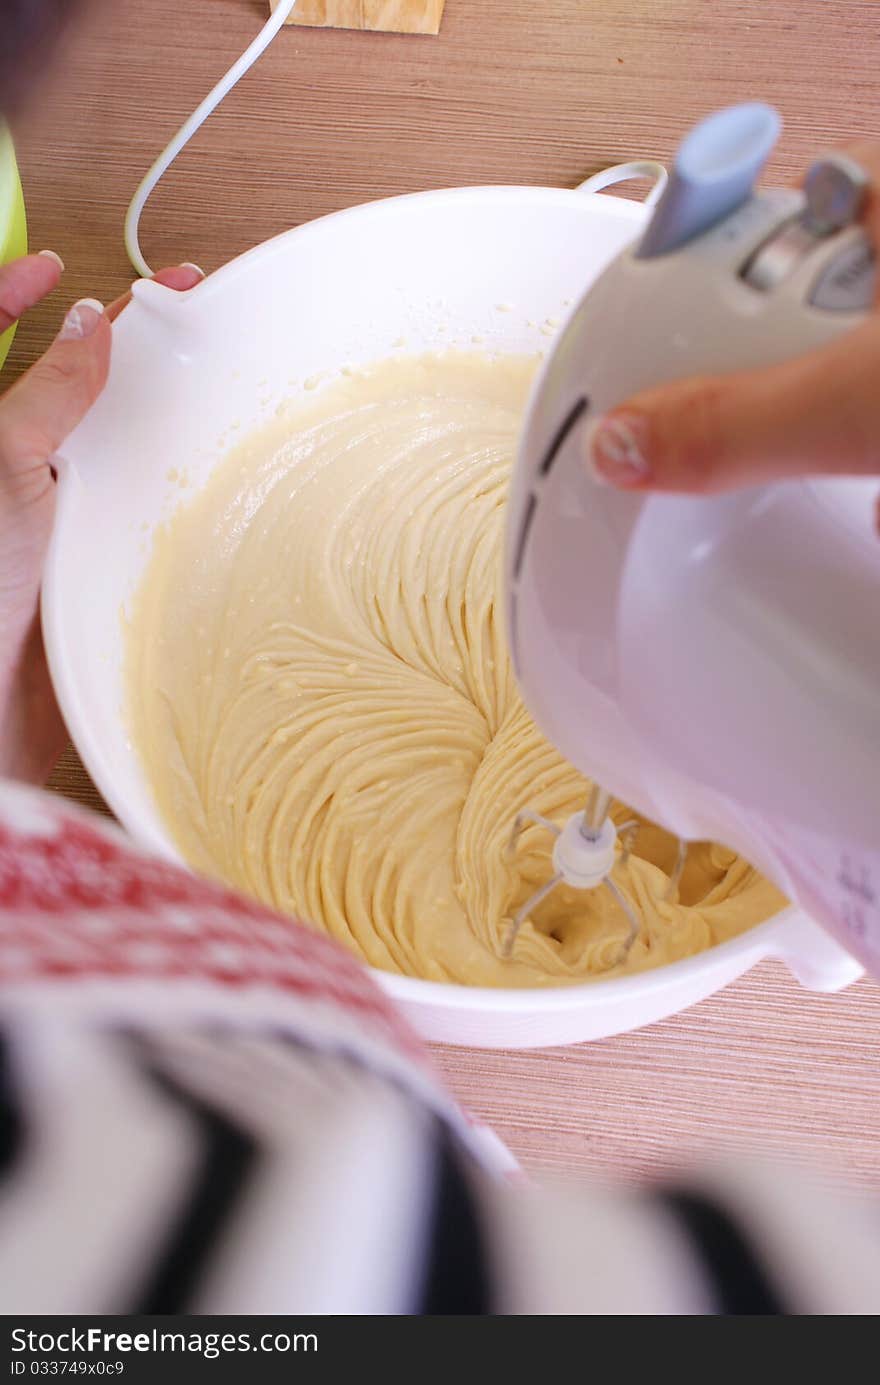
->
<box><xmin>0</xmin><ymin>252</ymin><xmax>64</xmax><ymax>333</ymax></box>
<box><xmin>586</xmin><ymin>141</ymin><xmax>880</xmax><ymax>496</ymax></box>
<box><xmin>0</xmin><ymin>264</ymin><xmax>204</xmax><ymax>481</ymax></box>
<box><xmin>0</xmin><ymin>299</ymin><xmax>111</xmax><ymax>480</ymax></box>
<box><xmin>0</xmin><ymin>254</ymin><xmax>204</xmax><ymax>332</ymax></box>
<box><xmin>586</xmin><ymin>317</ymin><xmax>880</xmax><ymax>494</ymax></box>
<box><xmin>105</xmin><ymin>263</ymin><xmax>205</xmax><ymax>322</ymax></box>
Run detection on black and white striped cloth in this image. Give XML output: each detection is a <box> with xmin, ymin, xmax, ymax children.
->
<box><xmin>0</xmin><ymin>778</ymin><xmax>877</xmax><ymax>1315</ymax></box>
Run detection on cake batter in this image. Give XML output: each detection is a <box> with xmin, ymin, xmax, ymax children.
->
<box><xmin>128</xmin><ymin>353</ymin><xmax>785</xmax><ymax>987</ymax></box>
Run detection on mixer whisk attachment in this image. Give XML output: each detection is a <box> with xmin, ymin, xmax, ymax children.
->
<box><xmin>503</xmin><ymin>785</ymin><xmax>686</xmax><ymax>966</ymax></box>
<box><xmin>664</xmin><ymin>837</ymin><xmax>688</xmax><ymax>902</ymax></box>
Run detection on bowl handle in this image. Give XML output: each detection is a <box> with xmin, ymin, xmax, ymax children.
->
<box><xmin>576</xmin><ymin>160</ymin><xmax>669</xmax><ymax>208</ymax></box>
<box><xmin>765</xmin><ymin>910</ymin><xmax>864</xmax><ymax>992</ymax></box>
<box><xmin>121</xmin><ymin>278</ymin><xmax>203</xmax><ymax>360</ymax></box>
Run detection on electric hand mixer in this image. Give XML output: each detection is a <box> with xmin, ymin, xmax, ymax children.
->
<box><xmin>506</xmin><ymin>103</ymin><xmax>880</xmax><ymax>976</ymax></box>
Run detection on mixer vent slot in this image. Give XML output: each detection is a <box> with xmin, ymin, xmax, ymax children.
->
<box><xmin>514</xmin><ymin>395</ymin><xmax>589</xmax><ymax>579</ymax></box>
<box><xmin>539</xmin><ymin>395</ymin><xmax>589</xmax><ymax>475</ymax></box>
<box><xmin>509</xmin><ymin>591</ymin><xmax>520</xmax><ymax>674</ymax></box>
<box><xmin>513</xmin><ymin>493</ymin><xmax>538</xmax><ymax>580</ymax></box>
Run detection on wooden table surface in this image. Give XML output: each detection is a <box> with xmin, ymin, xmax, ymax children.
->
<box><xmin>6</xmin><ymin>0</ymin><xmax>880</xmax><ymax>1186</ymax></box>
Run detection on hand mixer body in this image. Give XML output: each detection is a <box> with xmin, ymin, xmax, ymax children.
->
<box><xmin>507</xmin><ymin>105</ymin><xmax>880</xmax><ymax>974</ymax></box>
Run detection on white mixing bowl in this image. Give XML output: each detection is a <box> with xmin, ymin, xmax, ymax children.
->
<box><xmin>42</xmin><ymin>185</ymin><xmax>862</xmax><ymax>1048</ymax></box>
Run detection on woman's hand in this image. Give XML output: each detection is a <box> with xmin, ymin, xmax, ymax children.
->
<box><xmin>0</xmin><ymin>256</ymin><xmax>204</xmax><ymax>784</ymax></box>
<box><xmin>585</xmin><ymin>143</ymin><xmax>880</xmax><ymax>508</ymax></box>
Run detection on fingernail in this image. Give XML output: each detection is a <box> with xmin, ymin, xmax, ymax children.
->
<box><xmin>57</xmin><ymin>298</ymin><xmax>104</xmax><ymax>342</ymax></box>
<box><xmin>38</xmin><ymin>249</ymin><xmax>65</xmax><ymax>272</ymax></box>
<box><xmin>180</xmin><ymin>262</ymin><xmax>205</xmax><ymax>277</ymax></box>
<box><xmin>585</xmin><ymin>413</ymin><xmax>652</xmax><ymax>487</ymax></box>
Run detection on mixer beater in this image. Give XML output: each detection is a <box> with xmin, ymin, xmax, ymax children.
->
<box><xmin>503</xmin><ymin>789</ymin><xmax>688</xmax><ymax>964</ymax></box>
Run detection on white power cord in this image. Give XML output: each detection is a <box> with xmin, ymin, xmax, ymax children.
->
<box><xmin>125</xmin><ymin>5</ymin><xmax>667</xmax><ymax>280</ymax></box>
<box><xmin>124</xmin><ymin>0</ymin><xmax>299</xmax><ymax>278</ymax></box>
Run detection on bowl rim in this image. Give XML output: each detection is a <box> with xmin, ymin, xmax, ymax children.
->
<box><xmin>170</xmin><ymin>181</ymin><xmax>647</xmax><ymax>309</ymax></box>
<box><xmin>373</xmin><ymin>908</ymin><xmax>796</xmax><ymax>1011</ymax></box>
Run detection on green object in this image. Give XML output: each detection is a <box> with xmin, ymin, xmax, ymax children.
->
<box><xmin>0</xmin><ymin>126</ymin><xmax>28</xmax><ymax>372</ymax></box>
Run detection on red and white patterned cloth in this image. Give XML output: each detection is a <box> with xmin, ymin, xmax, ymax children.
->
<box><xmin>0</xmin><ymin>783</ymin><xmax>420</xmax><ymax>1054</ymax></box>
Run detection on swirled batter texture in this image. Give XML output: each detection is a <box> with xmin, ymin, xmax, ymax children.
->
<box><xmin>128</xmin><ymin>353</ymin><xmax>785</xmax><ymax>987</ymax></box>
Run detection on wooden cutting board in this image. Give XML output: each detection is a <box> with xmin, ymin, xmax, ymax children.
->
<box><xmin>272</xmin><ymin>0</ymin><xmax>445</xmax><ymax>34</ymax></box>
